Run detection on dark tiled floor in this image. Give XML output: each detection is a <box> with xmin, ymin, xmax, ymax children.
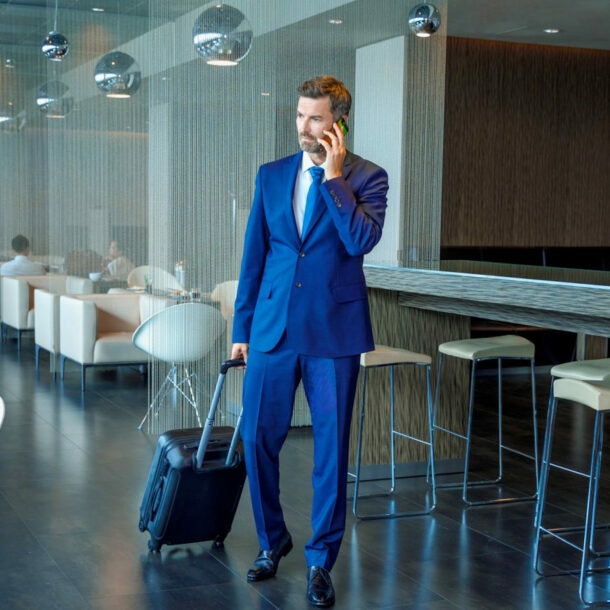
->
<box><xmin>1</xmin><ymin>335</ymin><xmax>609</xmax><ymax>609</ymax></box>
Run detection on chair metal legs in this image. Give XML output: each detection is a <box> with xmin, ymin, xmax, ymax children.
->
<box><xmin>350</xmin><ymin>362</ymin><xmax>436</xmax><ymax>520</ymax></box>
<box><xmin>433</xmin><ymin>354</ymin><xmax>539</xmax><ymax>506</ymax></box>
<box><xmin>138</xmin><ymin>364</ymin><xmax>202</xmax><ymax>430</ymax></box>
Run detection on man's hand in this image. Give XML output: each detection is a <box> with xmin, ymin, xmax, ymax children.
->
<box><xmin>318</xmin><ymin>121</ymin><xmax>347</xmax><ymax>180</ymax></box>
<box><xmin>231</xmin><ymin>342</ymin><xmax>249</xmax><ymax>365</ymax></box>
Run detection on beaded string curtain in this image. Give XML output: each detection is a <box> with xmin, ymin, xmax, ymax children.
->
<box><xmin>0</xmin><ymin>0</ymin><xmax>440</xmax><ymax>434</ymax></box>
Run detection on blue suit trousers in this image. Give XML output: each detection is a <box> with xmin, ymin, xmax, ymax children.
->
<box><xmin>241</xmin><ymin>344</ymin><xmax>360</xmax><ymax>570</ymax></box>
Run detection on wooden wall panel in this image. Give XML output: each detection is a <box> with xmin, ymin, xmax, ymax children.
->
<box><xmin>442</xmin><ymin>39</ymin><xmax>610</xmax><ymax>248</ymax></box>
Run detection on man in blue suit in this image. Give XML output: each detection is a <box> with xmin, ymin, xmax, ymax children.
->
<box><xmin>231</xmin><ymin>75</ymin><xmax>388</xmax><ymax>607</ymax></box>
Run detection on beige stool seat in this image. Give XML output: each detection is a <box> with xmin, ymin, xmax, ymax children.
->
<box><xmin>553</xmin><ymin>378</ymin><xmax>610</xmax><ymax>410</ymax></box>
<box><xmin>534</xmin><ymin>377</ymin><xmax>610</xmax><ymax>606</ymax></box>
<box><xmin>434</xmin><ymin>334</ymin><xmax>539</xmax><ymax>506</ymax></box>
<box><xmin>361</xmin><ymin>344</ymin><xmax>432</xmax><ymax>368</ymax></box>
<box><xmin>439</xmin><ymin>334</ymin><xmax>535</xmax><ymax>360</ymax></box>
<box><xmin>550</xmin><ymin>358</ymin><xmax>610</xmax><ymax>381</ymax></box>
<box><xmin>349</xmin><ymin>344</ymin><xmax>436</xmax><ymax>520</ymax></box>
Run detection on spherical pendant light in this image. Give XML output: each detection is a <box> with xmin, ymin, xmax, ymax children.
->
<box><xmin>193</xmin><ymin>4</ymin><xmax>253</xmax><ymax>66</ymax></box>
<box><xmin>94</xmin><ymin>51</ymin><xmax>141</xmax><ymax>98</ymax></box>
<box><xmin>36</xmin><ymin>80</ymin><xmax>74</xmax><ymax>118</ymax></box>
<box><xmin>41</xmin><ymin>31</ymin><xmax>71</xmax><ymax>61</ymax></box>
<box><xmin>0</xmin><ymin>103</ymin><xmax>26</xmax><ymax>131</ymax></box>
<box><xmin>408</xmin><ymin>3</ymin><xmax>441</xmax><ymax>37</ymax></box>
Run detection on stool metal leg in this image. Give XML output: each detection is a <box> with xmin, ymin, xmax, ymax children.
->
<box><xmin>350</xmin><ymin>362</ymin><xmax>436</xmax><ymax>520</ymax></box>
<box><xmin>389</xmin><ymin>365</ymin><xmax>397</xmax><ymax>492</ymax></box>
<box><xmin>533</xmin><ymin>393</ymin><xmax>558</xmax><ymax>571</ymax></box>
<box><xmin>580</xmin><ymin>412</ymin><xmax>605</xmax><ymax>605</ymax></box>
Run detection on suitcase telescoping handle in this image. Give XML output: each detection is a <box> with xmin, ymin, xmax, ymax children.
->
<box><xmin>194</xmin><ymin>359</ymin><xmax>245</xmax><ymax>470</ymax></box>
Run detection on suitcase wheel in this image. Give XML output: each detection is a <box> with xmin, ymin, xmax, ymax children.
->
<box><xmin>148</xmin><ymin>539</ymin><xmax>162</xmax><ymax>553</ymax></box>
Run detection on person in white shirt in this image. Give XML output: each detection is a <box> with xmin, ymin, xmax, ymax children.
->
<box><xmin>0</xmin><ymin>235</ymin><xmax>46</xmax><ymax>277</ymax></box>
<box><xmin>103</xmin><ymin>240</ymin><xmax>134</xmax><ymax>281</ymax></box>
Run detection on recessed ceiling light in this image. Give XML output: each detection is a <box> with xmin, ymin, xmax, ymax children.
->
<box><xmin>544</xmin><ymin>28</ymin><xmax>561</xmax><ymax>34</ymax></box>
<box><xmin>328</xmin><ymin>18</ymin><xmax>343</xmax><ymax>25</ymax></box>
<box><xmin>261</xmin><ymin>92</ymin><xmax>271</xmax><ymax>97</ymax></box>
<box><xmin>92</xmin><ymin>7</ymin><xmax>105</xmax><ymax>12</ymax></box>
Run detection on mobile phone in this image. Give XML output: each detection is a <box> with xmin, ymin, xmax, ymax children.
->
<box><xmin>337</xmin><ymin>117</ymin><xmax>349</xmax><ymax>136</ymax></box>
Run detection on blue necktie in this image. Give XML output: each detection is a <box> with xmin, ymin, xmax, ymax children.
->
<box><xmin>302</xmin><ymin>166</ymin><xmax>324</xmax><ymax>236</ymax></box>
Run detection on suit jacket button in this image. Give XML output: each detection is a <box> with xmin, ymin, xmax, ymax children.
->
<box><xmin>296</xmin><ymin>282</ymin><xmax>302</xmax><ymax>288</ymax></box>
<box><xmin>299</xmin><ymin>251</ymin><xmax>306</xmax><ymax>258</ymax></box>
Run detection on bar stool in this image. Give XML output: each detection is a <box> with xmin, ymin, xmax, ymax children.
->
<box><xmin>349</xmin><ymin>344</ymin><xmax>436</xmax><ymax>520</ymax></box>
<box><xmin>433</xmin><ymin>334</ymin><xmax>539</xmax><ymax>506</ymax></box>
<box><xmin>533</xmin><ymin>377</ymin><xmax>610</xmax><ymax>606</ymax></box>
<box><xmin>548</xmin><ymin>358</ymin><xmax>610</xmax><ymax>397</ymax></box>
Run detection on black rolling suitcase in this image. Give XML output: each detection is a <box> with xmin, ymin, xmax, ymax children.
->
<box><xmin>138</xmin><ymin>359</ymin><xmax>246</xmax><ymax>552</ymax></box>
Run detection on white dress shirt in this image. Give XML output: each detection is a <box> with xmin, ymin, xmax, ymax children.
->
<box><xmin>0</xmin><ymin>254</ymin><xmax>46</xmax><ymax>277</ymax></box>
<box><xmin>293</xmin><ymin>156</ymin><xmax>326</xmax><ymax>237</ymax></box>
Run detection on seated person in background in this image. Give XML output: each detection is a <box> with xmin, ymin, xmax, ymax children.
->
<box><xmin>0</xmin><ymin>234</ymin><xmax>46</xmax><ymax>276</ymax></box>
<box><xmin>103</xmin><ymin>240</ymin><xmax>134</xmax><ymax>281</ymax></box>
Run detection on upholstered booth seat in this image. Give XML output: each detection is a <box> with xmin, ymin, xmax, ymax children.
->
<box><xmin>59</xmin><ymin>293</ymin><xmax>168</xmax><ymax>391</ymax></box>
<box><xmin>1</xmin><ymin>274</ymin><xmax>93</xmax><ymax>353</ymax></box>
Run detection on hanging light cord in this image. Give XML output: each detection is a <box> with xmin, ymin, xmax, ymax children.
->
<box><xmin>53</xmin><ymin>0</ymin><xmax>58</xmax><ymax>32</ymax></box>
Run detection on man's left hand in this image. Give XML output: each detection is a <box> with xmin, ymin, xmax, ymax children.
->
<box><xmin>318</xmin><ymin>122</ymin><xmax>347</xmax><ymax>180</ymax></box>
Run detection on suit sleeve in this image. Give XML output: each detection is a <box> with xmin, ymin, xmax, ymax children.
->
<box><xmin>320</xmin><ymin>163</ymin><xmax>388</xmax><ymax>256</ymax></box>
<box><xmin>232</xmin><ymin>169</ymin><xmax>268</xmax><ymax>343</ymax></box>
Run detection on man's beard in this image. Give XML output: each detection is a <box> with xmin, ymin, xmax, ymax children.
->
<box><xmin>298</xmin><ymin>133</ymin><xmax>325</xmax><ymax>155</ymax></box>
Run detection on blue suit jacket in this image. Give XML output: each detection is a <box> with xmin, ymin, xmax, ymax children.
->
<box><xmin>233</xmin><ymin>150</ymin><xmax>388</xmax><ymax>358</ymax></box>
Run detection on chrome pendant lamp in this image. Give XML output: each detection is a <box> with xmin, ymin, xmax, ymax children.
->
<box><xmin>408</xmin><ymin>3</ymin><xmax>441</xmax><ymax>37</ymax></box>
<box><xmin>193</xmin><ymin>4</ymin><xmax>253</xmax><ymax>66</ymax></box>
<box><xmin>94</xmin><ymin>51</ymin><xmax>141</xmax><ymax>98</ymax></box>
<box><xmin>0</xmin><ymin>102</ymin><xmax>26</xmax><ymax>131</ymax></box>
<box><xmin>41</xmin><ymin>0</ymin><xmax>70</xmax><ymax>60</ymax></box>
<box><xmin>36</xmin><ymin>80</ymin><xmax>74</xmax><ymax>118</ymax></box>
<box><xmin>93</xmin><ymin>0</ymin><xmax>141</xmax><ymax>97</ymax></box>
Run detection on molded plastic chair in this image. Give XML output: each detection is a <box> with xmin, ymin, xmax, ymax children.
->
<box><xmin>132</xmin><ymin>302</ymin><xmax>225</xmax><ymax>430</ymax></box>
<box><xmin>210</xmin><ymin>280</ymin><xmax>238</xmax><ymax>321</ymax></box>
<box><xmin>210</xmin><ymin>280</ymin><xmax>239</xmax><ymax>355</ymax></box>
<box><xmin>127</xmin><ymin>265</ymin><xmax>184</xmax><ymax>292</ymax></box>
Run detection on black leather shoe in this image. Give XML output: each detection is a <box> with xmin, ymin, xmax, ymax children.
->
<box><xmin>306</xmin><ymin>566</ymin><xmax>335</xmax><ymax>607</ymax></box>
<box><xmin>247</xmin><ymin>531</ymin><xmax>293</xmax><ymax>582</ymax></box>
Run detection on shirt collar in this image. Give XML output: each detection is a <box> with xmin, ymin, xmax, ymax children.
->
<box><xmin>301</xmin><ymin>153</ymin><xmax>325</xmax><ymax>175</ymax></box>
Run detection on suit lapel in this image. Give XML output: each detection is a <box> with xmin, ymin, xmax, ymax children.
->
<box><xmin>301</xmin><ymin>152</ymin><xmax>356</xmax><ymax>241</ymax></box>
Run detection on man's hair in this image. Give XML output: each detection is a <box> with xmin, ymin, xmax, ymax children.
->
<box><xmin>11</xmin><ymin>234</ymin><xmax>29</xmax><ymax>254</ymax></box>
<box><xmin>297</xmin><ymin>75</ymin><xmax>351</xmax><ymax>120</ymax></box>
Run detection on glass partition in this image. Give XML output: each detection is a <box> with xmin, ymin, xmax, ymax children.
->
<box><xmin>1</xmin><ymin>1</ymin><xmax>609</xmax><ymax>428</ymax></box>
